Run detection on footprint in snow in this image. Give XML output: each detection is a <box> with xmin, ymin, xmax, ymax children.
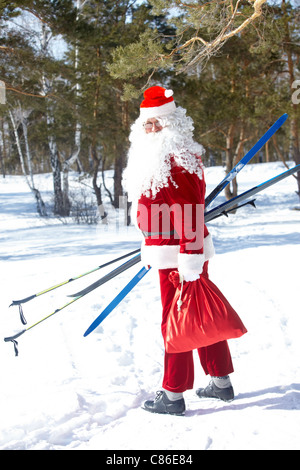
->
<box><xmin>118</xmin><ymin>350</ymin><xmax>134</xmax><ymax>366</ymax></box>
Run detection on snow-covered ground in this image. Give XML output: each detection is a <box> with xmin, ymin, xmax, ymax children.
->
<box><xmin>0</xmin><ymin>162</ymin><xmax>299</xmax><ymax>451</ymax></box>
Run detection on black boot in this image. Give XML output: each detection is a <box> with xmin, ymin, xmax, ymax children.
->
<box><xmin>143</xmin><ymin>391</ymin><xmax>185</xmax><ymax>416</ymax></box>
<box><xmin>196</xmin><ymin>380</ymin><xmax>234</xmax><ymax>402</ymax></box>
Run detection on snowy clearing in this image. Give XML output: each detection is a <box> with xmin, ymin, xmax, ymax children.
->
<box><xmin>0</xmin><ymin>162</ymin><xmax>299</xmax><ymax>451</ymax></box>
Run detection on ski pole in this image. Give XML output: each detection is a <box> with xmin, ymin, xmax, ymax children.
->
<box><xmin>5</xmin><ymin>295</ymin><xmax>85</xmax><ymax>356</ymax></box>
<box><xmin>9</xmin><ymin>248</ymin><xmax>141</xmax><ymax>321</ymax></box>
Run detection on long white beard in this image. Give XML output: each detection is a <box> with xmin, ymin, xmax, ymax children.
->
<box><xmin>123</xmin><ymin>107</ymin><xmax>205</xmax><ymax>203</ymax></box>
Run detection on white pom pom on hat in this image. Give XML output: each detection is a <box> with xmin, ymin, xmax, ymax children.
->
<box><xmin>140</xmin><ymin>86</ymin><xmax>176</xmax><ymax>119</ymax></box>
<box><xmin>164</xmin><ymin>89</ymin><xmax>173</xmax><ymax>98</ymax></box>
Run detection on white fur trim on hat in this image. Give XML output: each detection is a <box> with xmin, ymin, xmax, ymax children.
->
<box><xmin>139</xmin><ymin>101</ymin><xmax>176</xmax><ymax>119</ymax></box>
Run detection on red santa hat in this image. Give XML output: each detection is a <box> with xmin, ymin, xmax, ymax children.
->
<box><xmin>140</xmin><ymin>86</ymin><xmax>176</xmax><ymax>119</ymax></box>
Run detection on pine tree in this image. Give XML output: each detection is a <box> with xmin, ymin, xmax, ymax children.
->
<box><xmin>0</xmin><ymin>0</ymin><xmax>80</xmax><ymax>215</ymax></box>
<box><xmin>109</xmin><ymin>0</ymin><xmax>268</xmax><ymax>87</ymax></box>
<box><xmin>63</xmin><ymin>1</ymin><xmax>162</xmax><ymax>209</ymax></box>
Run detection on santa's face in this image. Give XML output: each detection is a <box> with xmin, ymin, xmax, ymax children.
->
<box><xmin>123</xmin><ymin>107</ymin><xmax>204</xmax><ymax>202</ymax></box>
<box><xmin>143</xmin><ymin>118</ymin><xmax>163</xmax><ymax>134</ymax></box>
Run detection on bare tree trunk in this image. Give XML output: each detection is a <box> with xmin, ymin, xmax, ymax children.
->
<box><xmin>0</xmin><ymin>146</ymin><xmax>4</xmax><ymax>178</ymax></box>
<box><xmin>113</xmin><ymin>94</ymin><xmax>129</xmax><ymax>209</ymax></box>
<box><xmin>113</xmin><ymin>150</ymin><xmax>125</xmax><ymax>209</ymax></box>
<box><xmin>90</xmin><ymin>144</ymin><xmax>107</xmax><ymax>221</ymax></box>
<box><xmin>9</xmin><ymin>108</ymin><xmax>47</xmax><ymax>216</ymax></box>
<box><xmin>224</xmin><ymin>125</ymin><xmax>247</xmax><ymax>201</ymax></box>
<box><xmin>61</xmin><ymin>0</ymin><xmax>84</xmax><ymax>214</ymax></box>
<box><xmin>273</xmin><ymin>134</ymin><xmax>290</xmax><ymax>170</ymax></box>
<box><xmin>287</xmin><ymin>49</ymin><xmax>300</xmax><ymax>198</ymax></box>
<box><xmin>61</xmin><ymin>151</ymin><xmax>71</xmax><ymax>217</ymax></box>
<box><xmin>282</xmin><ymin>0</ymin><xmax>300</xmax><ymax>198</ymax></box>
<box><xmin>48</xmin><ymin>128</ymin><xmax>65</xmax><ymax>215</ymax></box>
<box><xmin>0</xmin><ymin>119</ymin><xmax>5</xmax><ymax>178</ymax></box>
<box><xmin>224</xmin><ymin>123</ymin><xmax>236</xmax><ymax>200</ymax></box>
<box><xmin>101</xmin><ymin>156</ymin><xmax>114</xmax><ymax>206</ymax></box>
<box><xmin>21</xmin><ymin>110</ymin><xmax>47</xmax><ymax>216</ymax></box>
<box><xmin>40</xmin><ymin>22</ymin><xmax>65</xmax><ymax>216</ymax></box>
<box><xmin>265</xmin><ymin>139</ymin><xmax>270</xmax><ymax>163</ymax></box>
<box><xmin>62</xmin><ymin>121</ymin><xmax>82</xmax><ymax>216</ymax></box>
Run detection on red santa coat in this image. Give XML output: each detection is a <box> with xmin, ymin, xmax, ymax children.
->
<box><xmin>136</xmin><ymin>158</ymin><xmax>247</xmax><ymax>358</ymax></box>
<box><xmin>136</xmin><ymin>159</ymin><xmax>215</xmax><ymax>276</ymax></box>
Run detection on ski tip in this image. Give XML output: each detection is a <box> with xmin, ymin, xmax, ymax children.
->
<box><xmin>83</xmin><ymin>328</ymin><xmax>93</xmax><ymax>337</ymax></box>
<box><xmin>83</xmin><ymin>318</ymin><xmax>105</xmax><ymax>337</ymax></box>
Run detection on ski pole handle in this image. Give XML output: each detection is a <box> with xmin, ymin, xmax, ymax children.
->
<box><xmin>4</xmin><ymin>330</ymin><xmax>26</xmax><ymax>357</ymax></box>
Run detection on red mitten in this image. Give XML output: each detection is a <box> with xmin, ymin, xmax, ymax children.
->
<box><xmin>168</xmin><ymin>271</ymin><xmax>181</xmax><ymax>288</ymax></box>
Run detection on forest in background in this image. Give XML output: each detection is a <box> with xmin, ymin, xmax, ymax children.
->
<box><xmin>0</xmin><ymin>0</ymin><xmax>299</xmax><ymax>218</ymax></box>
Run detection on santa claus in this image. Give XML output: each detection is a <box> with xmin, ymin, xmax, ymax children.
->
<box><xmin>124</xmin><ymin>86</ymin><xmax>245</xmax><ymax>416</ymax></box>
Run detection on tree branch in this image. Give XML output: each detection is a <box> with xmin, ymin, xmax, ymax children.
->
<box><xmin>173</xmin><ymin>0</ymin><xmax>268</xmax><ymax>72</ymax></box>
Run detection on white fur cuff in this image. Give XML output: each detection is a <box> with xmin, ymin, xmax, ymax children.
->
<box><xmin>177</xmin><ymin>234</ymin><xmax>214</xmax><ymax>277</ymax></box>
<box><xmin>178</xmin><ymin>252</ymin><xmax>206</xmax><ymax>278</ymax></box>
<box><xmin>140</xmin><ymin>234</ymin><xmax>214</xmax><ymax>271</ymax></box>
<box><xmin>141</xmin><ymin>244</ymin><xmax>179</xmax><ymax>269</ymax></box>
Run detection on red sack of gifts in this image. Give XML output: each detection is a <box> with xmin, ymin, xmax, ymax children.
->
<box><xmin>165</xmin><ymin>268</ymin><xmax>247</xmax><ymax>354</ymax></box>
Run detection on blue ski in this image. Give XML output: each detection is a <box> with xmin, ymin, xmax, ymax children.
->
<box><xmin>204</xmin><ymin>163</ymin><xmax>300</xmax><ymax>223</ymax></box>
<box><xmin>83</xmin><ymin>266</ymin><xmax>150</xmax><ymax>337</ymax></box>
<box><xmin>83</xmin><ymin>163</ymin><xmax>300</xmax><ymax>337</ymax></box>
<box><xmin>204</xmin><ymin>113</ymin><xmax>288</xmax><ymax>207</ymax></box>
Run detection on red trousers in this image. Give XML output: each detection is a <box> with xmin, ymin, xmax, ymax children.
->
<box><xmin>159</xmin><ymin>267</ymin><xmax>234</xmax><ymax>393</ymax></box>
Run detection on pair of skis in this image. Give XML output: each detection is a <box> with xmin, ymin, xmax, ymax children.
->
<box><xmin>4</xmin><ymin>251</ymin><xmax>142</xmax><ymax>355</ymax></box>
<box><xmin>5</xmin><ymin>113</ymin><xmax>298</xmax><ymax>352</ymax></box>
